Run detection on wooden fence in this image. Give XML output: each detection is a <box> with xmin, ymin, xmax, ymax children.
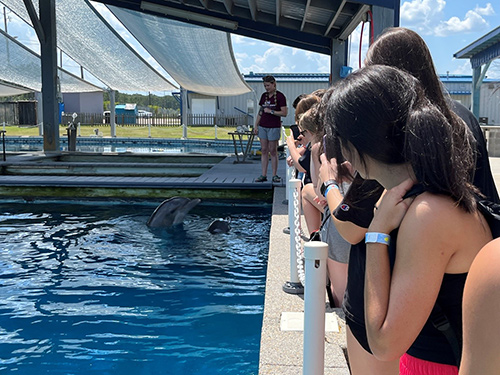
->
<box><xmin>61</xmin><ymin>113</ymin><xmax>250</xmax><ymax>127</ymax></box>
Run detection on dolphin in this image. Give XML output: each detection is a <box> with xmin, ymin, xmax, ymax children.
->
<box><xmin>147</xmin><ymin>197</ymin><xmax>201</xmax><ymax>227</ymax></box>
<box><xmin>207</xmin><ymin>217</ymin><xmax>231</xmax><ymax>234</ymax></box>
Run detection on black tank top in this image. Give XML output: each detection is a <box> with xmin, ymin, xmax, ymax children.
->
<box><xmin>337</xmin><ymin>180</ymin><xmax>466</xmax><ymax>365</ymax></box>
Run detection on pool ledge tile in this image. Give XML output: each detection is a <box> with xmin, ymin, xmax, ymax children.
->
<box><xmin>280</xmin><ymin>312</ymin><xmax>340</xmax><ymax>332</ymax></box>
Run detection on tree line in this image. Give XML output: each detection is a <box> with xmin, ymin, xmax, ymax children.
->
<box><xmin>103</xmin><ymin>91</ymin><xmax>180</xmax><ymax>114</ymax></box>
<box><xmin>1</xmin><ymin>91</ymin><xmax>181</xmax><ymax>115</ymax></box>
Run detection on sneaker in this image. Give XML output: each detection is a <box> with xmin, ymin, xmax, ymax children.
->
<box><xmin>272</xmin><ymin>175</ymin><xmax>281</xmax><ymax>183</ymax></box>
<box><xmin>255</xmin><ymin>175</ymin><xmax>267</xmax><ymax>182</ymax></box>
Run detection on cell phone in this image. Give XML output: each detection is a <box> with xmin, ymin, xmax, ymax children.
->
<box><xmin>290</xmin><ymin>125</ymin><xmax>300</xmax><ymax>140</ymax></box>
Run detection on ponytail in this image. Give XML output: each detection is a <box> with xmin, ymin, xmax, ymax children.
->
<box><xmin>405</xmin><ymin>98</ymin><xmax>477</xmax><ymax>212</ymax></box>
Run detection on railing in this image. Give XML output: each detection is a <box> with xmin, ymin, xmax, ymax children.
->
<box><xmin>283</xmin><ymin>154</ymin><xmax>329</xmax><ymax>375</ymax></box>
<box><xmin>60</xmin><ymin>113</ymin><xmax>250</xmax><ymax>128</ymax></box>
<box><xmin>188</xmin><ymin>114</ymin><xmax>250</xmax><ymax>127</ymax></box>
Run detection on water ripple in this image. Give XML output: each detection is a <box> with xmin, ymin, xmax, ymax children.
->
<box><xmin>0</xmin><ymin>200</ymin><xmax>270</xmax><ymax>374</ymax></box>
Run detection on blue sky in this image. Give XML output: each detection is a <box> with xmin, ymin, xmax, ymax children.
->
<box><xmin>3</xmin><ymin>0</ymin><xmax>500</xmax><ymax>90</ymax></box>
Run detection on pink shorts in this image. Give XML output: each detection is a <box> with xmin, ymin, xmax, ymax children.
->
<box><xmin>399</xmin><ymin>353</ymin><xmax>458</xmax><ymax>375</ymax></box>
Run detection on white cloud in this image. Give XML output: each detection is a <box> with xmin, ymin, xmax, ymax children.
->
<box><xmin>305</xmin><ymin>51</ymin><xmax>330</xmax><ymax>72</ymax></box>
<box><xmin>434</xmin><ymin>8</ymin><xmax>490</xmax><ymax>36</ymax></box>
<box><xmin>451</xmin><ymin>60</ymin><xmax>472</xmax><ymax>75</ymax></box>
<box><xmin>400</xmin><ymin>0</ymin><xmax>446</xmax><ymax>33</ymax></box>
<box><xmin>252</xmin><ymin>45</ymin><xmax>295</xmax><ymax>72</ymax></box>
<box><xmin>231</xmin><ymin>34</ymin><xmax>257</xmax><ymax>46</ymax></box>
<box><xmin>485</xmin><ymin>60</ymin><xmax>500</xmax><ymax>79</ymax></box>
<box><xmin>234</xmin><ymin>52</ymin><xmax>249</xmax><ymax>60</ymax></box>
<box><xmin>401</xmin><ymin>0</ymin><xmax>495</xmax><ymax>36</ymax></box>
<box><xmin>475</xmin><ymin>3</ymin><xmax>495</xmax><ymax>16</ymax></box>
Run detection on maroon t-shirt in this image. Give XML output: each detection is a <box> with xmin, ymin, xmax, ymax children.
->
<box><xmin>258</xmin><ymin>90</ymin><xmax>286</xmax><ymax>128</ymax></box>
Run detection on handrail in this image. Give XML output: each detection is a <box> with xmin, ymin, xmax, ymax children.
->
<box><xmin>1</xmin><ymin>130</ymin><xmax>5</xmax><ymax>161</ymax></box>
<box><xmin>233</xmin><ymin>107</ymin><xmax>254</xmax><ymax>118</ymax></box>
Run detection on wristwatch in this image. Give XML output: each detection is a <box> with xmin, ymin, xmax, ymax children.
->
<box><xmin>271</xmin><ymin>110</ymin><xmax>275</xmax><ymax>115</ymax></box>
<box><xmin>320</xmin><ymin>179</ymin><xmax>339</xmax><ymax>196</ymax></box>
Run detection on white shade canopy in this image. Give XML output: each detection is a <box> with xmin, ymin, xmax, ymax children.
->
<box><xmin>0</xmin><ymin>0</ymin><xmax>177</xmax><ymax>92</ymax></box>
<box><xmin>108</xmin><ymin>5</ymin><xmax>251</xmax><ymax>96</ymax></box>
<box><xmin>0</xmin><ymin>29</ymin><xmax>104</xmax><ymax>95</ymax></box>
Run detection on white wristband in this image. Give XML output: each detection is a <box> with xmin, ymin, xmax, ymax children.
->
<box><xmin>365</xmin><ymin>232</ymin><xmax>391</xmax><ymax>246</ymax></box>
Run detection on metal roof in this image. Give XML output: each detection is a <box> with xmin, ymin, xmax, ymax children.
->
<box><xmin>454</xmin><ymin>25</ymin><xmax>500</xmax><ymax>69</ymax></box>
<box><xmin>91</xmin><ymin>0</ymin><xmax>400</xmax><ymax>55</ymax></box>
<box><xmin>438</xmin><ymin>74</ymin><xmax>499</xmax><ymax>83</ymax></box>
<box><xmin>244</xmin><ymin>72</ymin><xmax>330</xmax><ymax>82</ymax></box>
<box><xmin>448</xmin><ymin>91</ymin><xmax>471</xmax><ymax>95</ymax></box>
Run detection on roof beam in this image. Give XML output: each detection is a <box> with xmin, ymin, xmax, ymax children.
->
<box><xmin>247</xmin><ymin>0</ymin><xmax>257</xmax><ymax>21</ymax></box>
<box><xmin>23</xmin><ymin>0</ymin><xmax>45</xmax><ymax>43</ymax></box>
<box><xmin>338</xmin><ymin>4</ymin><xmax>369</xmax><ymax>40</ymax></box>
<box><xmin>324</xmin><ymin>0</ymin><xmax>346</xmax><ymax>36</ymax></box>
<box><xmin>222</xmin><ymin>0</ymin><xmax>233</xmax><ymax>15</ymax></box>
<box><xmin>300</xmin><ymin>0</ymin><xmax>312</xmax><ymax>31</ymax></box>
<box><xmin>276</xmin><ymin>0</ymin><xmax>281</xmax><ymax>26</ymax></box>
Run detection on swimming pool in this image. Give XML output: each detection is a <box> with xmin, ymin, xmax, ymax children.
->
<box><xmin>0</xmin><ymin>200</ymin><xmax>271</xmax><ymax>374</ymax></box>
<box><xmin>4</xmin><ymin>137</ymin><xmax>261</xmax><ymax>155</ymax></box>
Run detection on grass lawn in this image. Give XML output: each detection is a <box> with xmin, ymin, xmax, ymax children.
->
<box><xmin>2</xmin><ymin>125</ymin><xmax>242</xmax><ymax>140</ymax></box>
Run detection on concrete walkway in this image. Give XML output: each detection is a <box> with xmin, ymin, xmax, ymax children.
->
<box><xmin>259</xmin><ymin>157</ymin><xmax>500</xmax><ymax>374</ymax></box>
<box><xmin>259</xmin><ymin>186</ymin><xmax>349</xmax><ymax>375</ymax></box>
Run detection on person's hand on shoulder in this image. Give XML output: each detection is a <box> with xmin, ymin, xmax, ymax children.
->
<box><xmin>369</xmin><ymin>178</ymin><xmax>415</xmax><ymax>234</ymax></box>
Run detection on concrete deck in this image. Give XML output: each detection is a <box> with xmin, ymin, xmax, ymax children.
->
<box><xmin>260</xmin><ymin>186</ymin><xmax>349</xmax><ymax>375</ymax></box>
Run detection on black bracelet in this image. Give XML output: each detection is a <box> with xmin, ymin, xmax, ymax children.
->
<box><xmin>320</xmin><ymin>180</ymin><xmax>339</xmax><ymax>196</ymax></box>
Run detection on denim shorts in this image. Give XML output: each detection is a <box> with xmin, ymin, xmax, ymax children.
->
<box><xmin>258</xmin><ymin>126</ymin><xmax>281</xmax><ymax>141</ymax></box>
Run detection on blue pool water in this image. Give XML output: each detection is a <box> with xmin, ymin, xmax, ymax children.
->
<box><xmin>0</xmin><ymin>200</ymin><xmax>271</xmax><ymax>374</ymax></box>
<box><xmin>4</xmin><ymin>137</ymin><xmax>260</xmax><ymax>155</ymax></box>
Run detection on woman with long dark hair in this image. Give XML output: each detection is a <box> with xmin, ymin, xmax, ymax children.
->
<box><xmin>323</xmin><ymin>65</ymin><xmax>492</xmax><ymax>374</ymax></box>
<box><xmin>318</xmin><ymin>27</ymin><xmax>499</xmax><ymax>375</ymax></box>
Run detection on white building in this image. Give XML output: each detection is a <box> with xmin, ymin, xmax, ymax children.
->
<box><xmin>188</xmin><ymin>73</ymin><xmax>331</xmax><ymax>127</ymax></box>
<box><xmin>185</xmin><ymin>72</ymin><xmax>500</xmax><ymax>127</ymax></box>
<box><xmin>440</xmin><ymin>74</ymin><xmax>500</xmax><ymax>125</ymax></box>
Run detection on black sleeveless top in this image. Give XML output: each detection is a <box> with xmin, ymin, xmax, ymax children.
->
<box><xmin>337</xmin><ymin>178</ymin><xmax>465</xmax><ymax>365</ymax></box>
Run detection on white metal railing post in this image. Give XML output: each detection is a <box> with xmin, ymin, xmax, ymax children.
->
<box><xmin>283</xmin><ymin>178</ymin><xmax>304</xmax><ymax>294</ymax></box>
<box><xmin>303</xmin><ymin>241</ymin><xmax>328</xmax><ymax>375</ymax></box>
<box><xmin>215</xmin><ymin>124</ymin><xmax>218</xmax><ymax>139</ymax></box>
<box><xmin>285</xmin><ymin>146</ymin><xmax>291</xmax><ymax>200</ymax></box>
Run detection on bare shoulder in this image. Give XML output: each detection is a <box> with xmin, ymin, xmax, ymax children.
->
<box><xmin>404</xmin><ymin>192</ymin><xmax>463</xmax><ymax>228</ymax></box>
<box><xmin>469</xmin><ymin>238</ymin><xmax>500</xmax><ymax>284</ymax></box>
<box><xmin>400</xmin><ymin>192</ymin><xmax>490</xmax><ymax>272</ymax></box>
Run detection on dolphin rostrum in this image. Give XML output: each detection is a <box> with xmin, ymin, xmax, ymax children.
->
<box><xmin>207</xmin><ymin>217</ymin><xmax>231</xmax><ymax>234</ymax></box>
<box><xmin>147</xmin><ymin>197</ymin><xmax>201</xmax><ymax>227</ymax></box>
